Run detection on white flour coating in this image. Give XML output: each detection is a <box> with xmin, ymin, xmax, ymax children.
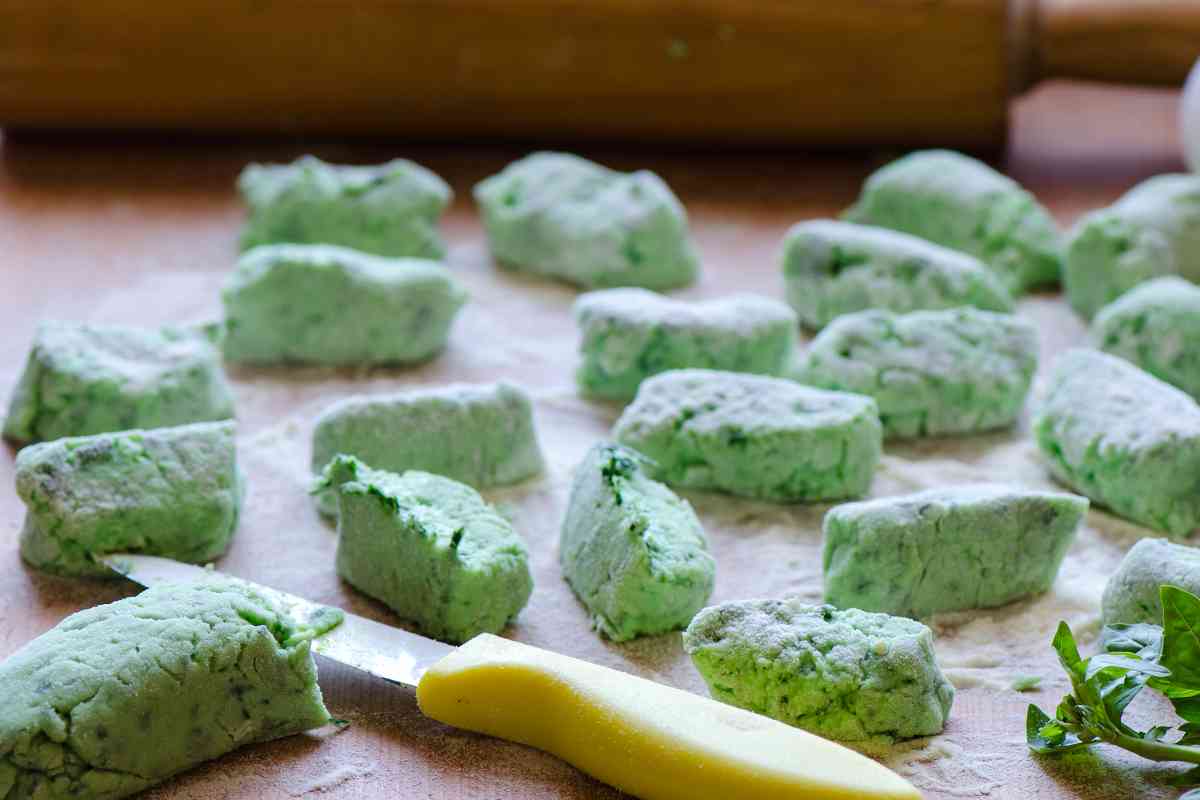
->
<box><xmin>940</xmin><ymin>670</ymin><xmax>1010</xmax><ymax>692</ymax></box>
<box><xmin>574</xmin><ymin>287</ymin><xmax>796</xmax><ymax>338</ymax></box>
<box><xmin>890</xmin><ymin>738</ymin><xmax>1007</xmax><ymax>797</ymax></box>
<box><xmin>285</xmin><ymin>757</ymin><xmax>375</xmax><ymax>796</ymax></box>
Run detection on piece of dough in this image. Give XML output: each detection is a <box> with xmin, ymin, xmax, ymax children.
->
<box><xmin>320</xmin><ymin>456</ymin><xmax>533</xmax><ymax>644</ymax></box>
<box><xmin>560</xmin><ymin>443</ymin><xmax>714</xmax><ymax>642</ymax></box>
<box><xmin>574</xmin><ymin>289</ymin><xmax>797</xmax><ymax>400</ymax></box>
<box><xmin>613</xmin><ymin>369</ymin><xmax>881</xmax><ymax>502</ymax></box>
<box><xmin>844</xmin><ymin>149</ymin><xmax>1062</xmax><ymax>293</ymax></box>
<box><xmin>1034</xmin><ymin>348</ymin><xmax>1200</xmax><ymax>536</ymax></box>
<box><xmin>823</xmin><ymin>485</ymin><xmax>1087</xmax><ymax>618</ymax></box>
<box><xmin>780</xmin><ymin>220</ymin><xmax>1013</xmax><ymax>329</ymax></box>
<box><xmin>0</xmin><ymin>579</ymin><xmax>339</xmax><ymax>800</ymax></box>
<box><xmin>475</xmin><ymin>152</ymin><xmax>699</xmax><ymax>290</ymax></box>
<box><xmin>1102</xmin><ymin>538</ymin><xmax>1200</xmax><ymax>626</ymax></box>
<box><xmin>16</xmin><ymin>421</ymin><xmax>243</xmax><ymax>577</ymax></box>
<box><xmin>221</xmin><ymin>244</ymin><xmax>467</xmax><ymax>366</ymax></box>
<box><xmin>3</xmin><ymin>322</ymin><xmax>234</xmax><ymax>444</ymax></box>
<box><xmin>800</xmin><ymin>307</ymin><xmax>1038</xmax><ymax>438</ymax></box>
<box><xmin>1063</xmin><ymin>174</ymin><xmax>1200</xmax><ymax>319</ymax></box>
<box><xmin>310</xmin><ymin>382</ymin><xmax>544</xmax><ymax>516</ymax></box>
<box><xmin>238</xmin><ymin>155</ymin><xmax>451</xmax><ymax>259</ymax></box>
<box><xmin>1091</xmin><ymin>276</ymin><xmax>1200</xmax><ymax>401</ymax></box>
<box><xmin>683</xmin><ymin>599</ymin><xmax>954</xmax><ymax>743</ymax></box>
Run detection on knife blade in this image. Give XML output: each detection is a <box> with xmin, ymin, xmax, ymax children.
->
<box><xmin>99</xmin><ymin>553</ymin><xmax>452</xmax><ymax>686</ymax></box>
<box><xmin>98</xmin><ymin>552</ymin><xmax>923</xmax><ymax>800</ymax></box>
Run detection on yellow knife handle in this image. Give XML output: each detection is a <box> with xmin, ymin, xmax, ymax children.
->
<box><xmin>416</xmin><ymin>634</ymin><xmax>921</xmax><ymax>800</ymax></box>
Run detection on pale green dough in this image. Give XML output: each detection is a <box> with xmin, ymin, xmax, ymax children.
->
<box><xmin>320</xmin><ymin>456</ymin><xmax>533</xmax><ymax>644</ymax></box>
<box><xmin>799</xmin><ymin>307</ymin><xmax>1038</xmax><ymax>438</ymax></box>
<box><xmin>780</xmin><ymin>220</ymin><xmax>1013</xmax><ymax>329</ymax></box>
<box><xmin>221</xmin><ymin>244</ymin><xmax>467</xmax><ymax>366</ymax></box>
<box><xmin>3</xmin><ymin>322</ymin><xmax>235</xmax><ymax>444</ymax></box>
<box><xmin>613</xmin><ymin>369</ymin><xmax>881</xmax><ymax>502</ymax></box>
<box><xmin>1034</xmin><ymin>349</ymin><xmax>1200</xmax><ymax>536</ymax></box>
<box><xmin>1102</xmin><ymin>538</ymin><xmax>1200</xmax><ymax>626</ymax></box>
<box><xmin>560</xmin><ymin>443</ymin><xmax>714</xmax><ymax>642</ymax></box>
<box><xmin>1091</xmin><ymin>276</ymin><xmax>1200</xmax><ymax>400</ymax></box>
<box><xmin>683</xmin><ymin>599</ymin><xmax>955</xmax><ymax>743</ymax></box>
<box><xmin>0</xmin><ymin>579</ymin><xmax>339</xmax><ymax>800</ymax></box>
<box><xmin>574</xmin><ymin>289</ymin><xmax>798</xmax><ymax>400</ymax></box>
<box><xmin>1064</xmin><ymin>174</ymin><xmax>1200</xmax><ymax>319</ymax></box>
<box><xmin>844</xmin><ymin>149</ymin><xmax>1062</xmax><ymax>293</ymax></box>
<box><xmin>16</xmin><ymin>421</ymin><xmax>243</xmax><ymax>577</ymax></box>
<box><xmin>238</xmin><ymin>155</ymin><xmax>451</xmax><ymax>259</ymax></box>
<box><xmin>475</xmin><ymin>152</ymin><xmax>699</xmax><ymax>290</ymax></box>
<box><xmin>823</xmin><ymin>484</ymin><xmax>1087</xmax><ymax>618</ymax></box>
<box><xmin>310</xmin><ymin>382</ymin><xmax>544</xmax><ymax>516</ymax></box>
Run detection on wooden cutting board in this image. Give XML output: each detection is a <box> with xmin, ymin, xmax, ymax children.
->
<box><xmin>0</xmin><ymin>81</ymin><xmax>1188</xmax><ymax>799</ymax></box>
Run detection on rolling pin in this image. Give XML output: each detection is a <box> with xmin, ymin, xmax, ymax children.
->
<box><xmin>0</xmin><ymin>0</ymin><xmax>1197</xmax><ymax>145</ymax></box>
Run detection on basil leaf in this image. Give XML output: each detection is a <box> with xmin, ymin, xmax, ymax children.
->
<box><xmin>1161</xmin><ymin>586</ymin><xmax>1200</xmax><ymax>689</ymax></box>
<box><xmin>1055</xmin><ymin>695</ymin><xmax>1084</xmax><ymax>727</ymax></box>
<box><xmin>1102</xmin><ymin>623</ymin><xmax>1164</xmax><ymax>661</ymax></box>
<box><xmin>1031</xmin><ymin>610</ymin><xmax>1200</xmax><ymax>775</ymax></box>
<box><xmin>1026</xmin><ymin>704</ymin><xmax>1087</xmax><ymax>754</ymax></box>
<box><xmin>1152</xmin><ymin>681</ymin><xmax>1200</xmax><ymax>702</ymax></box>
<box><xmin>1180</xmin><ymin>726</ymin><xmax>1200</xmax><ymax>747</ymax></box>
<box><xmin>1146</xmin><ymin>725</ymin><xmax>1172</xmax><ymax>743</ymax></box>
<box><xmin>1168</xmin><ymin>765</ymin><xmax>1200</xmax><ymax>787</ymax></box>
<box><xmin>1086</xmin><ymin>653</ymin><xmax>1170</xmax><ymax>680</ymax></box>
<box><xmin>1090</xmin><ymin>668</ymin><xmax>1149</xmax><ymax>736</ymax></box>
<box><xmin>1053</xmin><ymin>621</ymin><xmax>1085</xmax><ymax>676</ymax></box>
<box><xmin>1173</xmin><ymin>697</ymin><xmax>1200</xmax><ymax>727</ymax></box>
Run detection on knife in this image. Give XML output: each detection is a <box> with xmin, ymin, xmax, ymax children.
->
<box><xmin>100</xmin><ymin>553</ymin><xmax>921</xmax><ymax>800</ymax></box>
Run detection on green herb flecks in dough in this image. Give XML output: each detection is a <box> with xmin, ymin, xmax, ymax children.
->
<box><xmin>800</xmin><ymin>307</ymin><xmax>1037</xmax><ymax>438</ymax></box>
<box><xmin>845</xmin><ymin>149</ymin><xmax>1061</xmax><ymax>293</ymax></box>
<box><xmin>560</xmin><ymin>443</ymin><xmax>714</xmax><ymax>642</ymax></box>
<box><xmin>1034</xmin><ymin>349</ymin><xmax>1200</xmax><ymax>537</ymax></box>
<box><xmin>574</xmin><ymin>289</ymin><xmax>797</xmax><ymax>401</ymax></box>
<box><xmin>1064</xmin><ymin>174</ymin><xmax>1200</xmax><ymax>319</ymax></box>
<box><xmin>1091</xmin><ymin>276</ymin><xmax>1200</xmax><ymax>401</ymax></box>
<box><xmin>780</xmin><ymin>220</ymin><xmax>1013</xmax><ymax>330</ymax></box>
<box><xmin>0</xmin><ymin>579</ymin><xmax>339</xmax><ymax>800</ymax></box>
<box><xmin>320</xmin><ymin>456</ymin><xmax>533</xmax><ymax>645</ymax></box>
<box><xmin>475</xmin><ymin>152</ymin><xmax>699</xmax><ymax>290</ymax></box>
<box><xmin>310</xmin><ymin>382</ymin><xmax>544</xmax><ymax>516</ymax></box>
<box><xmin>239</xmin><ymin>155</ymin><xmax>451</xmax><ymax>259</ymax></box>
<box><xmin>16</xmin><ymin>421</ymin><xmax>243</xmax><ymax>577</ymax></box>
<box><xmin>222</xmin><ymin>244</ymin><xmax>466</xmax><ymax>366</ymax></box>
<box><xmin>4</xmin><ymin>322</ymin><xmax>234</xmax><ymax>445</ymax></box>
<box><xmin>823</xmin><ymin>485</ymin><xmax>1087</xmax><ymax>618</ymax></box>
<box><xmin>684</xmin><ymin>599</ymin><xmax>954</xmax><ymax>743</ymax></box>
<box><xmin>614</xmin><ymin>369</ymin><xmax>881</xmax><ymax>502</ymax></box>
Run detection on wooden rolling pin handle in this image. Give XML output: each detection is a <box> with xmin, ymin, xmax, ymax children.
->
<box><xmin>1020</xmin><ymin>0</ymin><xmax>1200</xmax><ymax>89</ymax></box>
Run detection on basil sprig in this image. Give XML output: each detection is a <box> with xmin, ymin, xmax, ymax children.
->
<box><xmin>1029</xmin><ymin>586</ymin><xmax>1200</xmax><ymax>795</ymax></box>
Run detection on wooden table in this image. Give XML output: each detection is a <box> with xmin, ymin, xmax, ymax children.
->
<box><xmin>0</xmin><ymin>80</ymin><xmax>1187</xmax><ymax>799</ymax></box>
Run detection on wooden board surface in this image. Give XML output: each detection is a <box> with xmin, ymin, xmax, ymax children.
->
<box><xmin>0</xmin><ymin>80</ymin><xmax>1188</xmax><ymax>799</ymax></box>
